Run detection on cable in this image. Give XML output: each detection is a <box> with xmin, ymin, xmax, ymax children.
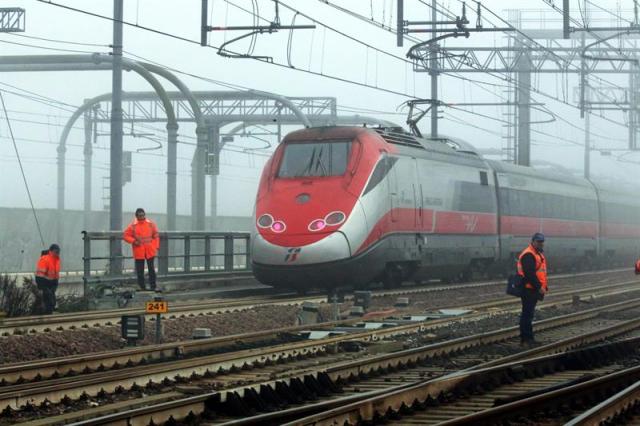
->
<box><xmin>0</xmin><ymin>91</ymin><xmax>45</xmax><ymax>246</ymax></box>
<box><xmin>0</xmin><ymin>37</ymin><xmax>101</xmax><ymax>54</ymax></box>
<box><xmin>31</xmin><ymin>0</ymin><xmax>632</xmax><ymax>150</ymax></box>
<box><xmin>6</xmin><ymin>32</ymin><xmax>110</xmax><ymax>48</ymax></box>
<box><xmin>322</xmin><ymin>1</ymin><xmax>629</xmax><ymax>139</ymax></box>
<box><xmin>37</xmin><ymin>0</ymin><xmax>419</xmax><ymax>99</ymax></box>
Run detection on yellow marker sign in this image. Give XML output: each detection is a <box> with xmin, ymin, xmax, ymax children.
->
<box><xmin>145</xmin><ymin>301</ymin><xmax>168</xmax><ymax>314</ymax></box>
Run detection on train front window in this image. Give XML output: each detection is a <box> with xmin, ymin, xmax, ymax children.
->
<box><xmin>278</xmin><ymin>140</ymin><xmax>352</xmax><ymax>177</ymax></box>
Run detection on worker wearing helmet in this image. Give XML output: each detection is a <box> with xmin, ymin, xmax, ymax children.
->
<box><xmin>516</xmin><ymin>233</ymin><xmax>548</xmax><ymax>346</ymax></box>
<box><xmin>35</xmin><ymin>244</ymin><xmax>61</xmax><ymax>314</ymax></box>
<box><xmin>123</xmin><ymin>208</ymin><xmax>160</xmax><ymax>291</ymax></box>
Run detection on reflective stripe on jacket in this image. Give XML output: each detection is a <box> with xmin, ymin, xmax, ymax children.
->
<box><xmin>516</xmin><ymin>244</ymin><xmax>548</xmax><ymax>291</ymax></box>
<box><xmin>123</xmin><ymin>218</ymin><xmax>160</xmax><ymax>260</ymax></box>
<box><xmin>36</xmin><ymin>252</ymin><xmax>61</xmax><ymax>281</ymax></box>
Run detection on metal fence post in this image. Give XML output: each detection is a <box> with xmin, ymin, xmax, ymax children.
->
<box><xmin>82</xmin><ymin>231</ymin><xmax>91</xmax><ymax>297</ymax></box>
<box><xmin>224</xmin><ymin>235</ymin><xmax>233</xmax><ymax>271</ymax></box>
<box><xmin>109</xmin><ymin>235</ymin><xmax>116</xmax><ymax>277</ymax></box>
<box><xmin>244</xmin><ymin>235</ymin><xmax>251</xmax><ymax>270</ymax></box>
<box><xmin>204</xmin><ymin>236</ymin><xmax>211</xmax><ymax>271</ymax></box>
<box><xmin>184</xmin><ymin>235</ymin><xmax>191</xmax><ymax>273</ymax></box>
<box><xmin>158</xmin><ymin>234</ymin><xmax>168</xmax><ymax>275</ymax></box>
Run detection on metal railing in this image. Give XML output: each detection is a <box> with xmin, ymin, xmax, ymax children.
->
<box><xmin>82</xmin><ymin>231</ymin><xmax>251</xmax><ymax>288</ymax></box>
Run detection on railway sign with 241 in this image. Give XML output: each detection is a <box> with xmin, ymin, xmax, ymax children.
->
<box><xmin>145</xmin><ymin>300</ymin><xmax>168</xmax><ymax>314</ymax></box>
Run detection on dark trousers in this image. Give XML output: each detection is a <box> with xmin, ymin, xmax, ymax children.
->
<box><xmin>519</xmin><ymin>289</ymin><xmax>539</xmax><ymax>342</ymax></box>
<box><xmin>37</xmin><ymin>281</ymin><xmax>57</xmax><ymax>314</ymax></box>
<box><xmin>135</xmin><ymin>257</ymin><xmax>156</xmax><ymax>290</ymax></box>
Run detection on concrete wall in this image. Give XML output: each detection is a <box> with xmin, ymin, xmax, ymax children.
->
<box><xmin>0</xmin><ymin>208</ymin><xmax>252</xmax><ymax>273</ymax></box>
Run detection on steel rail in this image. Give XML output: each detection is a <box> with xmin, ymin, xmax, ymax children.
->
<box><xmin>3</xmin><ymin>277</ymin><xmax>637</xmax><ymax>387</ymax></box>
<box><xmin>283</xmin><ymin>317</ymin><xmax>640</xmax><ymax>426</ymax></box>
<box><xmin>1</xmin><ymin>267</ymin><xmax>628</xmax><ymax>336</ymax></box>
<box><xmin>436</xmin><ymin>364</ymin><xmax>640</xmax><ymax>425</ymax></box>
<box><xmin>50</xmin><ymin>295</ymin><xmax>640</xmax><ymax>425</ymax></box>
<box><xmin>73</xmin><ymin>329</ymin><xmax>640</xmax><ymax>426</ymax></box>
<box><xmin>565</xmin><ymin>379</ymin><xmax>640</xmax><ymax>426</ymax></box>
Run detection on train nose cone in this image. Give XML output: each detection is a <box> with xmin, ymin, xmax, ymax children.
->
<box><xmin>251</xmin><ymin>231</ymin><xmax>351</xmax><ymax>266</ymax></box>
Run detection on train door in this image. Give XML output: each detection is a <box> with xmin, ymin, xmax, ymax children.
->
<box><xmin>412</xmin><ymin>158</ymin><xmax>422</xmax><ymax>228</ymax></box>
<box><xmin>389</xmin><ymin>158</ymin><xmax>399</xmax><ymax>223</ymax></box>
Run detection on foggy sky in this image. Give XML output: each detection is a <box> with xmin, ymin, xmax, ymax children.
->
<box><xmin>0</xmin><ymin>0</ymin><xmax>639</xmax><ymax>219</ymax></box>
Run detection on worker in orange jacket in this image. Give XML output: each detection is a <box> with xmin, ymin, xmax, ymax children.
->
<box><xmin>35</xmin><ymin>244</ymin><xmax>61</xmax><ymax>315</ymax></box>
<box><xmin>123</xmin><ymin>208</ymin><xmax>160</xmax><ymax>291</ymax></box>
<box><xmin>516</xmin><ymin>233</ymin><xmax>548</xmax><ymax>346</ymax></box>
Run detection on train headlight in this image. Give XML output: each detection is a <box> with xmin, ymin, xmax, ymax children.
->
<box><xmin>308</xmin><ymin>219</ymin><xmax>326</xmax><ymax>232</ymax></box>
<box><xmin>325</xmin><ymin>211</ymin><xmax>346</xmax><ymax>226</ymax></box>
<box><xmin>271</xmin><ymin>221</ymin><xmax>286</xmax><ymax>233</ymax></box>
<box><xmin>257</xmin><ymin>214</ymin><xmax>274</xmax><ymax>228</ymax></box>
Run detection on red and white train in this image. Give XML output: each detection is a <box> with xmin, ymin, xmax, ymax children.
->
<box><xmin>251</xmin><ymin>126</ymin><xmax>640</xmax><ymax>290</ymax></box>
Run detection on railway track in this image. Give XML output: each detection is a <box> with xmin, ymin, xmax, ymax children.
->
<box><xmin>12</xmin><ymin>277</ymin><xmax>640</xmax><ymax>425</ymax></box>
<box><xmin>2</xmin><ymin>275</ymin><xmax>636</xmax><ymax>387</ymax></box>
<box><xmin>283</xmin><ymin>337</ymin><xmax>640</xmax><ymax>426</ymax></box>
<box><xmin>0</xmin><ymin>268</ymin><xmax>630</xmax><ymax>337</ymax></box>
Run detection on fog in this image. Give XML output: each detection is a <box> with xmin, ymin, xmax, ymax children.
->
<box><xmin>0</xmin><ymin>0</ymin><xmax>638</xmax><ymax>220</ymax></box>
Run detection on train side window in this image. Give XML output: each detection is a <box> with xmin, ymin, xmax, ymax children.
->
<box><xmin>479</xmin><ymin>171</ymin><xmax>488</xmax><ymax>186</ymax></box>
<box><xmin>363</xmin><ymin>156</ymin><xmax>398</xmax><ymax>195</ymax></box>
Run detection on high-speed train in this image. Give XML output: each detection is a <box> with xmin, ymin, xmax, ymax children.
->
<box><xmin>251</xmin><ymin>126</ymin><xmax>640</xmax><ymax>290</ymax></box>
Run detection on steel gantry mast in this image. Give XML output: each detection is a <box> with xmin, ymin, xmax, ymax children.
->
<box><xmin>0</xmin><ymin>7</ymin><xmax>25</xmax><ymax>32</ymax></box>
<box><xmin>397</xmin><ymin>1</ymin><xmax>640</xmax><ymax>171</ymax></box>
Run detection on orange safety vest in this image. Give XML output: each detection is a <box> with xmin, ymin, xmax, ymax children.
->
<box><xmin>36</xmin><ymin>251</ymin><xmax>61</xmax><ymax>281</ymax></box>
<box><xmin>123</xmin><ymin>218</ymin><xmax>160</xmax><ymax>260</ymax></box>
<box><xmin>516</xmin><ymin>244</ymin><xmax>548</xmax><ymax>291</ymax></box>
<box><xmin>635</xmin><ymin>259</ymin><xmax>640</xmax><ymax>275</ymax></box>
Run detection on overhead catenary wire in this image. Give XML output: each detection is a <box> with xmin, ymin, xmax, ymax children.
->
<box><xmin>23</xmin><ymin>0</ymin><xmax>635</xmax><ymax>152</ymax></box>
<box><xmin>0</xmin><ymin>91</ymin><xmax>45</xmax><ymax>247</ymax></box>
<box><xmin>35</xmin><ymin>0</ymin><xmax>420</xmax><ymax>99</ymax></box>
<box><xmin>320</xmin><ymin>0</ymin><xmax>630</xmax><ymax>141</ymax></box>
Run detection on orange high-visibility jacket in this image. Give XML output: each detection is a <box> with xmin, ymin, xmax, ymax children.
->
<box><xmin>36</xmin><ymin>251</ymin><xmax>61</xmax><ymax>281</ymax></box>
<box><xmin>516</xmin><ymin>244</ymin><xmax>548</xmax><ymax>291</ymax></box>
<box><xmin>123</xmin><ymin>218</ymin><xmax>160</xmax><ymax>260</ymax></box>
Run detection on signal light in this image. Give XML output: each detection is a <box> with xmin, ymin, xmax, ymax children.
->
<box><xmin>257</xmin><ymin>214</ymin><xmax>274</xmax><ymax>228</ymax></box>
<box><xmin>308</xmin><ymin>219</ymin><xmax>326</xmax><ymax>232</ymax></box>
<box><xmin>325</xmin><ymin>211</ymin><xmax>346</xmax><ymax>225</ymax></box>
<box><xmin>271</xmin><ymin>221</ymin><xmax>286</xmax><ymax>233</ymax></box>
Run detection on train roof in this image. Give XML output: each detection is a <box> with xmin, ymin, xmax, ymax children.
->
<box><xmin>487</xmin><ymin>159</ymin><xmax>593</xmax><ymax>188</ymax></box>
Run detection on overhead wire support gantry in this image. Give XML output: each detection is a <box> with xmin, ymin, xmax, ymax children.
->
<box><xmin>0</xmin><ymin>7</ymin><xmax>25</xmax><ymax>33</ymax></box>
<box><xmin>200</xmin><ymin>0</ymin><xmax>315</xmax><ymax>62</ymax></box>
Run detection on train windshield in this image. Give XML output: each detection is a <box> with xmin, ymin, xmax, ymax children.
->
<box><xmin>278</xmin><ymin>140</ymin><xmax>352</xmax><ymax>178</ymax></box>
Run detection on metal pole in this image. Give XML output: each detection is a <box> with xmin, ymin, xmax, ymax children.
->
<box><xmin>194</xmin><ymin>127</ymin><xmax>208</xmax><ymax>230</ymax></box>
<box><xmin>585</xmin><ymin>107</ymin><xmax>591</xmax><ymax>179</ymax></box>
<box><xmin>516</xmin><ymin>38</ymin><xmax>531</xmax><ymax>166</ymax></box>
<box><xmin>166</xmin><ymin>122</ymin><xmax>178</xmax><ymax>231</ymax></box>
<box><xmin>430</xmin><ymin>0</ymin><xmax>438</xmax><ymax>138</ymax></box>
<box><xmin>83</xmin><ymin>105</ymin><xmax>93</xmax><ymax>231</ymax></box>
<box><xmin>629</xmin><ymin>63</ymin><xmax>638</xmax><ymax>150</ymax></box>
<box><xmin>110</xmin><ymin>0</ymin><xmax>124</xmax><ymax>275</ymax></box>
<box><xmin>201</xmin><ymin>0</ymin><xmax>209</xmax><ymax>46</ymax></box>
<box><xmin>583</xmin><ymin>31</ymin><xmax>591</xmax><ymax>179</ymax></box>
<box><xmin>155</xmin><ymin>312</ymin><xmax>162</xmax><ymax>343</ymax></box>
<box><xmin>397</xmin><ymin>0</ymin><xmax>404</xmax><ymax>47</ymax></box>
<box><xmin>563</xmin><ymin>0</ymin><xmax>571</xmax><ymax>39</ymax></box>
<box><xmin>210</xmin><ymin>125</ymin><xmax>220</xmax><ymax>230</ymax></box>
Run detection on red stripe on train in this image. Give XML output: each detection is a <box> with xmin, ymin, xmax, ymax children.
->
<box><xmin>356</xmin><ymin>209</ymin><xmax>497</xmax><ymax>254</ymax></box>
<box><xmin>500</xmin><ymin>216</ymin><xmax>598</xmax><ymax>238</ymax></box>
<box><xmin>356</xmin><ymin>210</ymin><xmax>608</xmax><ymax>254</ymax></box>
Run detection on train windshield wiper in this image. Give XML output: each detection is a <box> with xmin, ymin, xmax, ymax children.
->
<box><xmin>299</xmin><ymin>147</ymin><xmax>317</xmax><ymax>176</ymax></box>
<box><xmin>315</xmin><ymin>146</ymin><xmax>329</xmax><ymax>176</ymax></box>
